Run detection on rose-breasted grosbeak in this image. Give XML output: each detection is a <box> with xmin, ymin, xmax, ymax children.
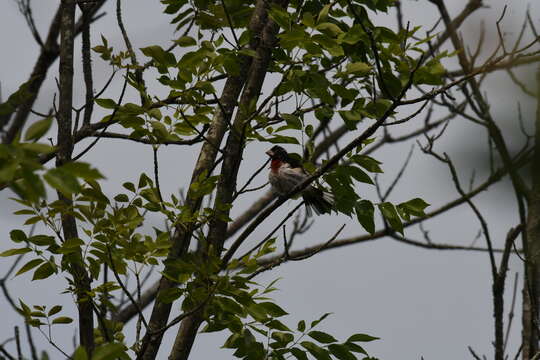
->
<box><xmin>266</xmin><ymin>145</ymin><xmax>334</xmax><ymax>215</ymax></box>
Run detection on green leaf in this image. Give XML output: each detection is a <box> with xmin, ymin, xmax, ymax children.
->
<box><xmin>95</xmin><ymin>98</ymin><xmax>117</xmax><ymax>109</ymax></box>
<box><xmin>73</xmin><ymin>346</ymin><xmax>88</xmax><ymax>360</ymax></box>
<box><xmin>15</xmin><ymin>259</ymin><xmax>43</xmax><ymax>276</ymax></box>
<box><xmin>24</xmin><ymin>216</ymin><xmax>42</xmax><ymax>225</ymax></box>
<box><xmin>398</xmin><ymin>198</ymin><xmax>429</xmax><ymax>218</ymax></box>
<box><xmin>62</xmin><ymin>162</ymin><xmax>104</xmax><ymax>181</ymax></box>
<box><xmin>19</xmin><ymin>143</ymin><xmax>55</xmax><ymax>154</ymax></box>
<box><xmin>347</xmin><ymin>333</ymin><xmax>380</xmax><ymax>342</ymax></box>
<box><xmin>18</xmin><ymin>299</ymin><xmax>31</xmax><ymax>315</ymax></box>
<box><xmin>0</xmin><ymin>160</ymin><xmax>18</xmax><ymax>182</ymax></box>
<box><xmin>259</xmin><ymin>302</ymin><xmax>288</xmax><ymax>317</ymax></box>
<box><xmin>267</xmin><ymin>135</ymin><xmax>299</xmax><ymax>144</ymax></box>
<box><xmin>317</xmin><ymin>4</ymin><xmax>331</xmax><ymax>23</ymax></box>
<box><xmin>351</xmin><ymin>155</ymin><xmax>383</xmax><ymax>173</ymax></box>
<box><xmin>52</xmin><ymin>316</ymin><xmax>73</xmax><ymax>324</ymax></box>
<box><xmin>356</xmin><ymin>200</ymin><xmax>375</xmax><ymax>234</ymax></box>
<box><xmin>123</xmin><ymin>182</ymin><xmax>136</xmax><ymax>192</ymax></box>
<box><xmin>378</xmin><ymin>202</ymin><xmax>403</xmax><ymax>234</ymax></box>
<box><xmin>44</xmin><ymin>168</ymin><xmax>80</xmax><ymax>196</ymax></box>
<box><xmin>346</xmin><ymin>166</ymin><xmax>373</xmax><ymax>184</ymax></box>
<box><xmin>91</xmin><ymin>343</ymin><xmax>126</xmax><ymax>360</ymax></box>
<box><xmin>308</xmin><ymin>330</ymin><xmax>338</xmax><ymax>344</ymax></box>
<box><xmin>25</xmin><ymin>117</ymin><xmax>53</xmax><ymax>141</ymax></box>
<box><xmin>175</xmin><ymin>35</ymin><xmax>197</xmax><ymax>47</ymax></box>
<box><xmin>215</xmin><ymin>297</ymin><xmax>244</xmax><ymax>315</ymax></box>
<box><xmin>114</xmin><ymin>194</ymin><xmax>129</xmax><ymax>202</ymax></box>
<box><xmin>0</xmin><ymin>247</ymin><xmax>31</xmax><ymax>257</ymax></box>
<box><xmin>271</xmin><ymin>331</ymin><xmax>294</xmax><ymax>345</ymax></box>
<box><xmin>238</xmin><ymin>48</ymin><xmax>258</xmax><ymax>58</ymax></box>
<box><xmin>341</xmin><ymin>24</ymin><xmax>364</xmax><ymax>45</ymax></box>
<box><xmin>141</xmin><ymin>45</ymin><xmax>176</xmax><ymax>68</ymax></box>
<box><xmin>345</xmin><ymin>62</ymin><xmax>371</xmax><ymax>75</ymax></box>
<box><xmin>28</xmin><ymin>235</ymin><xmax>55</xmax><ymax>246</ymax></box>
<box><xmin>48</xmin><ymin>305</ymin><xmax>62</xmax><ymax>316</ymax></box>
<box><xmin>10</xmin><ymin>230</ymin><xmax>27</xmax><ymax>243</ymax></box>
<box><xmin>311</xmin><ymin>312</ymin><xmax>332</xmax><ymax>328</ymax></box>
<box><xmin>32</xmin><ymin>262</ymin><xmax>55</xmax><ymax>280</ymax></box>
<box><xmin>290</xmin><ymin>347</ymin><xmax>309</xmax><ymax>360</ymax></box>
<box><xmin>344</xmin><ymin>342</ymin><xmax>367</xmax><ymax>354</ymax></box>
<box><xmin>27</xmin><ymin>319</ymin><xmax>44</xmax><ymax>327</ymax></box>
<box><xmin>0</xmin><ymin>81</ymin><xmax>32</xmax><ymax>117</ymax></box>
<box><xmin>316</xmin><ymin>22</ymin><xmax>344</xmax><ymax>36</ymax></box>
<box><xmin>281</xmin><ymin>114</ymin><xmax>303</xmax><ymax>130</ymax></box>
<box><xmin>301</xmin><ymin>341</ymin><xmax>332</xmax><ymax>360</ymax></box>
<box><xmin>268</xmin><ymin>5</ymin><xmax>291</xmax><ymax>30</ymax></box>
<box><xmin>297</xmin><ymin>320</ymin><xmax>306</xmax><ymax>332</ymax></box>
<box><xmin>328</xmin><ymin>344</ymin><xmax>357</xmax><ymax>360</ymax></box>
<box><xmin>267</xmin><ymin>319</ymin><xmax>291</xmax><ymax>331</ymax></box>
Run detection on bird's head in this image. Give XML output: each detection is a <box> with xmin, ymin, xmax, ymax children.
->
<box><xmin>265</xmin><ymin>145</ymin><xmax>288</xmax><ymax>161</ymax></box>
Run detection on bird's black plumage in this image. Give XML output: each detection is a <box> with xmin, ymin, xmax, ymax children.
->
<box><xmin>266</xmin><ymin>146</ymin><xmax>334</xmax><ymax>215</ymax></box>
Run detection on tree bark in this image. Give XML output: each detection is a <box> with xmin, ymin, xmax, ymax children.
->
<box><xmin>523</xmin><ymin>64</ymin><xmax>540</xmax><ymax>360</ymax></box>
<box><xmin>166</xmin><ymin>1</ymin><xmax>288</xmax><ymax>359</ymax></box>
<box><xmin>57</xmin><ymin>0</ymin><xmax>95</xmax><ymax>355</ymax></box>
<box><xmin>137</xmin><ymin>39</ymin><xmax>257</xmax><ymax>360</ymax></box>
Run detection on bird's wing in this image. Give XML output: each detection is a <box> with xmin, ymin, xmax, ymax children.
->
<box><xmin>279</xmin><ymin>166</ymin><xmax>307</xmax><ymax>186</ymax></box>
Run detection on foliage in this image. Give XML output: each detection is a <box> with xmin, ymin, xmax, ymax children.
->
<box><xmin>1</xmin><ymin>0</ymin><xmax>537</xmax><ymax>359</ymax></box>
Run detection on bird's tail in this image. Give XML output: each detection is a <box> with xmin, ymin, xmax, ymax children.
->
<box><xmin>302</xmin><ymin>186</ymin><xmax>334</xmax><ymax>216</ymax></box>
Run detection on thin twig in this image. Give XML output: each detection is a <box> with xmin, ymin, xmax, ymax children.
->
<box><xmin>234</xmin><ymin>158</ymin><xmax>270</xmax><ymax>199</ymax></box>
<box><xmin>153</xmin><ymin>146</ymin><xmax>164</xmax><ymax>204</ymax></box>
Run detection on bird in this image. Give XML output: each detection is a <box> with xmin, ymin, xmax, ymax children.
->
<box><xmin>265</xmin><ymin>145</ymin><xmax>334</xmax><ymax>215</ymax></box>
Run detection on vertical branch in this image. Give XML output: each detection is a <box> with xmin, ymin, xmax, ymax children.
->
<box><xmin>428</xmin><ymin>2</ymin><xmax>534</xmax><ymax>358</ymax></box>
<box><xmin>116</xmin><ymin>0</ymin><xmax>146</xmax><ymax>105</ymax></box>
<box><xmin>136</xmin><ymin>8</ymin><xmax>260</xmax><ymax>357</ymax></box>
<box><xmin>137</xmin><ymin>2</ymin><xmax>290</xmax><ymax>358</ymax></box>
<box><xmin>80</xmin><ymin>3</ymin><xmax>94</xmax><ymax>127</ymax></box>
<box><xmin>524</xmin><ymin>63</ymin><xmax>540</xmax><ymax>360</ymax></box>
<box><xmin>57</xmin><ymin>0</ymin><xmax>94</xmax><ymax>355</ymax></box>
<box><xmin>166</xmin><ymin>1</ymin><xmax>289</xmax><ymax>359</ymax></box>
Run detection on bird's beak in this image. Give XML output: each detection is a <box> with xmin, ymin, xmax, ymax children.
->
<box><xmin>265</xmin><ymin>150</ymin><xmax>274</xmax><ymax>157</ymax></box>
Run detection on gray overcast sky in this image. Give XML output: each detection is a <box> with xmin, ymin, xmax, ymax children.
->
<box><xmin>1</xmin><ymin>1</ymin><xmax>539</xmax><ymax>359</ymax></box>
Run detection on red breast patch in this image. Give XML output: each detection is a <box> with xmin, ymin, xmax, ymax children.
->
<box><xmin>270</xmin><ymin>159</ymin><xmax>282</xmax><ymax>173</ymax></box>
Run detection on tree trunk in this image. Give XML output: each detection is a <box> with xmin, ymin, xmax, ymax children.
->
<box><xmin>523</xmin><ymin>64</ymin><xmax>540</xmax><ymax>360</ymax></box>
<box><xmin>58</xmin><ymin>0</ymin><xmax>95</xmax><ymax>355</ymax></box>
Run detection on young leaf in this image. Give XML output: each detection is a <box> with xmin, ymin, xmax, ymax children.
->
<box><xmin>259</xmin><ymin>302</ymin><xmax>288</xmax><ymax>317</ymax></box>
<box><xmin>25</xmin><ymin>117</ymin><xmax>53</xmax><ymax>141</ymax></box>
<box><xmin>398</xmin><ymin>198</ymin><xmax>429</xmax><ymax>218</ymax></box>
<box><xmin>0</xmin><ymin>247</ymin><xmax>32</xmax><ymax>257</ymax></box>
<box><xmin>95</xmin><ymin>98</ymin><xmax>117</xmax><ymax>109</ymax></box>
<box><xmin>308</xmin><ymin>330</ymin><xmax>338</xmax><ymax>344</ymax></box>
<box><xmin>32</xmin><ymin>262</ymin><xmax>55</xmax><ymax>280</ymax></box>
<box><xmin>91</xmin><ymin>343</ymin><xmax>126</xmax><ymax>360</ymax></box>
<box><xmin>328</xmin><ymin>344</ymin><xmax>357</xmax><ymax>360</ymax></box>
<box><xmin>347</xmin><ymin>333</ymin><xmax>380</xmax><ymax>342</ymax></box>
<box><xmin>301</xmin><ymin>341</ymin><xmax>332</xmax><ymax>360</ymax></box>
<box><xmin>52</xmin><ymin>316</ymin><xmax>73</xmax><ymax>324</ymax></box>
<box><xmin>48</xmin><ymin>305</ymin><xmax>62</xmax><ymax>316</ymax></box>
<box><xmin>16</xmin><ymin>258</ymin><xmax>43</xmax><ymax>276</ymax></box>
<box><xmin>44</xmin><ymin>168</ymin><xmax>81</xmax><ymax>196</ymax></box>
<box><xmin>355</xmin><ymin>200</ymin><xmax>375</xmax><ymax>234</ymax></box>
<box><xmin>73</xmin><ymin>346</ymin><xmax>88</xmax><ymax>360</ymax></box>
<box><xmin>310</xmin><ymin>312</ymin><xmax>332</xmax><ymax>328</ymax></box>
<box><xmin>290</xmin><ymin>347</ymin><xmax>309</xmax><ymax>360</ymax></box>
<box><xmin>10</xmin><ymin>229</ymin><xmax>27</xmax><ymax>243</ymax></box>
<box><xmin>378</xmin><ymin>202</ymin><xmax>403</xmax><ymax>234</ymax></box>
<box><xmin>175</xmin><ymin>35</ymin><xmax>197</xmax><ymax>47</ymax></box>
